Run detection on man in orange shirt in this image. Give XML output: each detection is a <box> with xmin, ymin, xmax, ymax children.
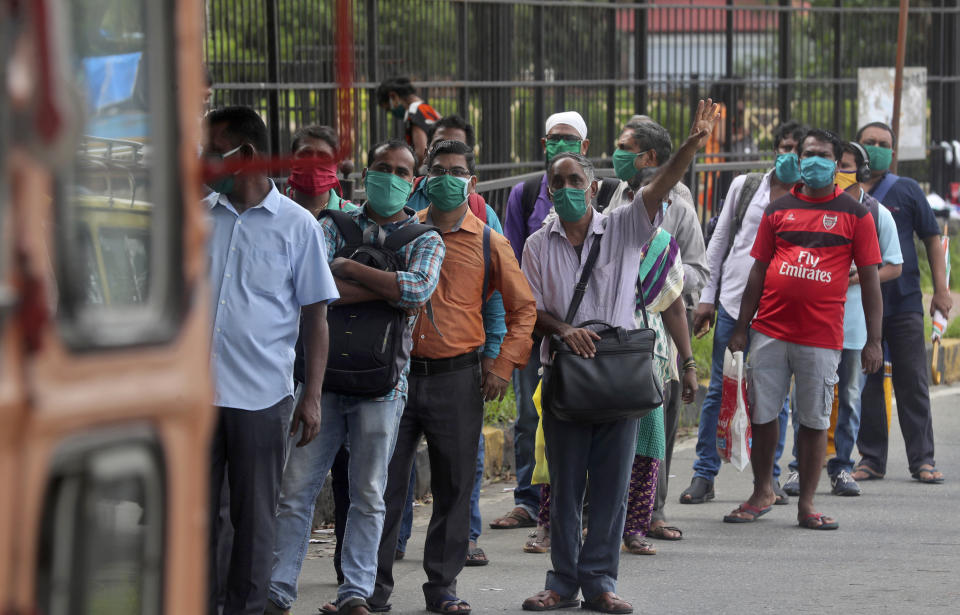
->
<box><xmin>371</xmin><ymin>140</ymin><xmax>537</xmax><ymax>614</ymax></box>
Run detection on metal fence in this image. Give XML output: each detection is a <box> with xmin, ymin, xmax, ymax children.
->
<box><xmin>205</xmin><ymin>0</ymin><xmax>960</xmax><ymax>222</ymax></box>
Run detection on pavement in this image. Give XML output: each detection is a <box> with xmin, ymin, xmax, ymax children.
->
<box><xmin>289</xmin><ymin>383</ymin><xmax>960</xmax><ymax>614</ymax></box>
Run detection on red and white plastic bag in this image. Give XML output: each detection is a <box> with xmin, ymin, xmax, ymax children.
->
<box><xmin>717</xmin><ymin>349</ymin><xmax>751</xmax><ymax>471</ymax></box>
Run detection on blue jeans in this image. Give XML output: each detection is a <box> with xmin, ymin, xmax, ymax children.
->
<box><xmin>693</xmin><ymin>306</ymin><xmax>788</xmax><ymax>481</ymax></box>
<box><xmin>268</xmin><ymin>392</ymin><xmax>404</xmax><ymax>609</ymax></box>
<box><xmin>469</xmin><ymin>433</ymin><xmax>485</xmax><ymax>542</ymax></box>
<box><xmin>395</xmin><ymin>462</ymin><xmax>418</xmax><ymax>554</ymax></box>
<box><xmin>827</xmin><ymin>349</ymin><xmax>864</xmax><ymax>477</ymax></box>
<box><xmin>512</xmin><ymin>346</ymin><xmax>543</xmax><ymax>517</ymax></box>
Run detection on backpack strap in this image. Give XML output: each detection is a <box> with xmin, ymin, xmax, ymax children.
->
<box><xmin>382</xmin><ymin>222</ymin><xmax>439</xmax><ymax>253</ymax></box>
<box><xmin>564</xmin><ymin>234</ymin><xmax>604</xmax><ymax>324</ymax></box>
<box><xmin>871</xmin><ymin>172</ymin><xmax>899</xmax><ymax>204</ymax></box>
<box><xmin>481</xmin><ymin>225</ymin><xmax>491</xmax><ymax>312</ymax></box>
<box><xmin>594</xmin><ymin>177</ymin><xmax>621</xmax><ymax>212</ymax></box>
<box><xmin>521</xmin><ymin>174</ymin><xmax>544</xmax><ymax>226</ymax></box>
<box><xmin>317</xmin><ymin>209</ymin><xmax>363</xmax><ymax>250</ymax></box>
<box><xmin>713</xmin><ymin>172</ymin><xmax>764</xmax><ymax>305</ymax></box>
<box><xmin>468</xmin><ymin>193</ymin><xmax>488</xmax><ymax>224</ymax></box>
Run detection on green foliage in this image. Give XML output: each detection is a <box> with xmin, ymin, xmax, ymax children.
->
<box><xmin>691</xmin><ymin>326</ymin><xmax>713</xmax><ymax>382</ymax></box>
<box><xmin>484</xmin><ymin>383</ymin><xmax>517</xmax><ymax>425</ymax></box>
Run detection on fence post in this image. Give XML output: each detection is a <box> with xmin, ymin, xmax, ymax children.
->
<box><xmin>832</xmin><ymin>0</ymin><xmax>842</xmax><ymax>132</ymax></box>
<box><xmin>778</xmin><ymin>0</ymin><xmax>791</xmax><ymax>124</ymax></box>
<box><xmin>634</xmin><ymin>1</ymin><xmax>647</xmax><ymax>113</ymax></box>
<box><xmin>607</xmin><ymin>0</ymin><xmax>617</xmax><ymax>148</ymax></box>
<box><xmin>533</xmin><ymin>3</ymin><xmax>545</xmax><ymax>162</ymax></box>
<box><xmin>366</xmin><ymin>0</ymin><xmax>380</xmax><ymax>154</ymax></box>
<box><xmin>458</xmin><ymin>1</ymin><xmax>469</xmax><ymax>116</ymax></box>
<box><xmin>265</xmin><ymin>0</ymin><xmax>281</xmax><ymax>154</ymax></box>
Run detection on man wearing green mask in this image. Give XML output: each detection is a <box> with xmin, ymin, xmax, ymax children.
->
<box><xmin>854</xmin><ymin>121</ymin><xmax>952</xmax><ymax>485</ymax></box>
<box><xmin>519</xmin><ymin>100</ymin><xmax>719</xmax><ymax>614</ymax></box>
<box><xmin>266</xmin><ymin>139</ymin><xmax>445</xmax><ymax>615</ymax></box>
<box><xmin>491</xmin><ymin>111</ymin><xmax>591</xmax><ymax>535</ymax></box>
<box><xmin>376</xmin><ymin>75</ymin><xmax>441</xmax><ymax>168</ymax></box>
<box><xmin>371</xmin><ymin>139</ymin><xmax>537</xmax><ymax>615</ymax></box>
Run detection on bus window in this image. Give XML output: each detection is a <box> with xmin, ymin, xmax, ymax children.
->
<box><xmin>35</xmin><ymin>430</ymin><xmax>165</xmax><ymax>615</ymax></box>
<box><xmin>56</xmin><ymin>0</ymin><xmax>183</xmax><ymax>349</ymax></box>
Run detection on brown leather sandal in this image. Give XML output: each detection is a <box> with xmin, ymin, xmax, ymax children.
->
<box><xmin>489</xmin><ymin>506</ymin><xmax>537</xmax><ymax>529</ymax></box>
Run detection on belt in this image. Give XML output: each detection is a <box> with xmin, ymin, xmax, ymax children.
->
<box><xmin>409</xmin><ymin>351</ymin><xmax>479</xmax><ymax>377</ymax></box>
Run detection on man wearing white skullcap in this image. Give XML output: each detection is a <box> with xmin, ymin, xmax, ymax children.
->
<box><xmin>487</xmin><ymin>112</ymin><xmax>591</xmax><ymax>548</ymax></box>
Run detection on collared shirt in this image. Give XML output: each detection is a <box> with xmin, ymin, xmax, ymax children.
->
<box><xmin>701</xmin><ymin>170</ymin><xmax>773</xmax><ymax>317</ymax></box>
<box><xmin>207</xmin><ymin>181</ymin><xmax>339</xmax><ymax>410</ymax></box>
<box><xmin>522</xmin><ymin>188</ymin><xmax>660</xmax><ymax>366</ymax></box>
<box><xmin>413</xmin><ymin>208</ymin><xmax>537</xmax><ymax>380</ymax></box>
<box><xmin>326</xmin><ymin>189</ymin><xmax>359</xmax><ymax>212</ymax></box>
<box><xmin>503</xmin><ymin>174</ymin><xmax>552</xmax><ymax>264</ymax></box>
<box><xmin>319</xmin><ymin>206</ymin><xmax>444</xmax><ymax>400</ymax></box>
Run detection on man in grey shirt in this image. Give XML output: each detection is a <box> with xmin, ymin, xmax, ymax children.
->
<box><xmin>519</xmin><ymin>101</ymin><xmax>718</xmax><ymax>614</ymax></box>
<box><xmin>606</xmin><ymin>117</ymin><xmax>708</xmax><ymax>541</ymax></box>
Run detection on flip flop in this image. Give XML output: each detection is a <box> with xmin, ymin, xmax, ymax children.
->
<box><xmin>722</xmin><ymin>502</ymin><xmax>772</xmax><ymax>523</ymax></box>
<box><xmin>465</xmin><ymin>545</ymin><xmax>489</xmax><ymax>566</ymax></box>
<box><xmin>426</xmin><ymin>595</ymin><xmax>471</xmax><ymax>614</ymax></box>
<box><xmin>911</xmin><ymin>466</ymin><xmax>945</xmax><ymax>484</ymax></box>
<box><xmin>521</xmin><ymin>590</ymin><xmax>581</xmax><ymax>611</ymax></box>
<box><xmin>798</xmin><ymin>512</ymin><xmax>839</xmax><ymax>530</ymax></box>
<box><xmin>647</xmin><ymin>524</ymin><xmax>683</xmax><ymax>541</ymax></box>
<box><xmin>851</xmin><ymin>463</ymin><xmax>884</xmax><ymax>481</ymax></box>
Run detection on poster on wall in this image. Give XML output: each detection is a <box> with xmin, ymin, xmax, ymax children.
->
<box><xmin>857</xmin><ymin>67</ymin><xmax>927</xmax><ymax>161</ymax></box>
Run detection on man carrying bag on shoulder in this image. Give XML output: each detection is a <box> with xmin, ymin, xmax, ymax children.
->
<box><xmin>519</xmin><ymin>100</ymin><xmax>719</xmax><ymax>615</ymax></box>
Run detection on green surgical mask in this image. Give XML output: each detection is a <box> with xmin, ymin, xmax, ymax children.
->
<box><xmin>551</xmin><ymin>187</ymin><xmax>589</xmax><ymax>222</ymax></box>
<box><xmin>612</xmin><ymin>149</ymin><xmax>640</xmax><ymax>181</ymax></box>
<box><xmin>864</xmin><ymin>144</ymin><xmax>893</xmax><ymax>173</ymax></box>
<box><xmin>425</xmin><ymin>174</ymin><xmax>470</xmax><ymax>212</ymax></box>
<box><xmin>205</xmin><ymin>144</ymin><xmax>243</xmax><ymax>195</ymax></box>
<box><xmin>364</xmin><ymin>170</ymin><xmax>412</xmax><ymax>217</ymax></box>
<box><xmin>390</xmin><ymin>103</ymin><xmax>406</xmax><ymax>119</ymax></box>
<box><xmin>545</xmin><ymin>139</ymin><xmax>582</xmax><ymax>163</ymax></box>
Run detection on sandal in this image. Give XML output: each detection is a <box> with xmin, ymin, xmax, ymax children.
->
<box><xmin>523</xmin><ymin>526</ymin><xmax>550</xmax><ymax>553</ymax></box>
<box><xmin>722</xmin><ymin>502</ymin><xmax>771</xmax><ymax>524</ymax></box>
<box><xmin>489</xmin><ymin>506</ymin><xmax>537</xmax><ymax>529</ymax></box>
<box><xmin>319</xmin><ymin>597</ymin><xmax>370</xmax><ymax>615</ymax></box>
<box><xmin>521</xmin><ymin>590</ymin><xmax>580</xmax><ymax>611</ymax></box>
<box><xmin>426</xmin><ymin>594</ymin><xmax>471</xmax><ymax>614</ymax></box>
<box><xmin>647</xmin><ymin>523</ymin><xmax>682</xmax><ymax>541</ymax></box>
<box><xmin>679</xmin><ymin>476</ymin><xmax>715</xmax><ymax>504</ymax></box>
<box><xmin>581</xmin><ymin>592</ymin><xmax>633</xmax><ymax>614</ymax></box>
<box><xmin>911</xmin><ymin>465</ymin><xmax>944</xmax><ymax>484</ymax></box>
<box><xmin>798</xmin><ymin>512</ymin><xmax>839</xmax><ymax>530</ymax></box>
<box><xmin>622</xmin><ymin>535</ymin><xmax>656</xmax><ymax>555</ymax></box>
<box><xmin>465</xmin><ymin>544</ymin><xmax>489</xmax><ymax>566</ymax></box>
<box><xmin>851</xmin><ymin>463</ymin><xmax>884</xmax><ymax>481</ymax></box>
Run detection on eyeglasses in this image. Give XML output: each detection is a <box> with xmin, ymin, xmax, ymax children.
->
<box><xmin>545</xmin><ymin>134</ymin><xmax>581</xmax><ymax>143</ymax></box>
<box><xmin>203</xmin><ymin>143</ymin><xmax>243</xmax><ymax>161</ymax></box>
<box><xmin>427</xmin><ymin>165</ymin><xmax>471</xmax><ymax>178</ymax></box>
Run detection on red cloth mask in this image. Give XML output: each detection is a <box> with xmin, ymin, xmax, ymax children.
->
<box><xmin>288</xmin><ymin>158</ymin><xmax>341</xmax><ymax>196</ymax></box>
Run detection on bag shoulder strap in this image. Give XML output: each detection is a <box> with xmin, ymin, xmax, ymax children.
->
<box><xmin>594</xmin><ymin>177</ymin><xmax>620</xmax><ymax>212</ymax></box>
<box><xmin>468</xmin><ymin>193</ymin><xmax>488</xmax><ymax>223</ymax></box>
<box><xmin>714</xmin><ymin>172</ymin><xmax>763</xmax><ymax>305</ymax></box>
<box><xmin>382</xmin><ymin>222</ymin><xmax>438</xmax><ymax>253</ymax></box>
<box><xmin>481</xmin><ymin>225</ymin><xmax>491</xmax><ymax>311</ymax></box>
<box><xmin>317</xmin><ymin>209</ymin><xmax>363</xmax><ymax>249</ymax></box>
<box><xmin>871</xmin><ymin>172</ymin><xmax>899</xmax><ymax>204</ymax></box>
<box><xmin>521</xmin><ymin>174</ymin><xmax>543</xmax><ymax>224</ymax></box>
<box><xmin>563</xmin><ymin>234</ymin><xmax>603</xmax><ymax>324</ymax></box>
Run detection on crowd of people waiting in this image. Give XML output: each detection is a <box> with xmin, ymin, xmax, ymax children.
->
<box><xmin>202</xmin><ymin>75</ymin><xmax>952</xmax><ymax>615</ymax></box>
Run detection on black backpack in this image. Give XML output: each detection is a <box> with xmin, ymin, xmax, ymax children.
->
<box><xmin>297</xmin><ymin>208</ymin><xmax>437</xmax><ymax>398</ymax></box>
<box><xmin>520</xmin><ymin>174</ymin><xmax>621</xmax><ymax>223</ymax></box>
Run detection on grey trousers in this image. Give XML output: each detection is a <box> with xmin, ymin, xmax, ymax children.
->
<box><xmin>541</xmin><ymin>368</ymin><xmax>639</xmax><ymax>600</ymax></box>
<box><xmin>209</xmin><ymin>396</ymin><xmax>292</xmax><ymax>615</ymax></box>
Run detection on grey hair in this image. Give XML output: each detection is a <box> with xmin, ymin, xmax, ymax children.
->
<box><xmin>547</xmin><ymin>152</ymin><xmax>596</xmax><ymax>185</ymax></box>
<box><xmin>623</xmin><ymin>120</ymin><xmax>672</xmax><ymax>166</ymax></box>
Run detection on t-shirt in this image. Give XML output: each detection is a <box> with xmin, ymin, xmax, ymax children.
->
<box><xmin>868</xmin><ymin>174</ymin><xmax>942</xmax><ymax>316</ymax></box>
<box><xmin>842</xmin><ymin>193</ymin><xmax>903</xmax><ymax>350</ymax></box>
<box><xmin>749</xmin><ymin>185</ymin><xmax>882</xmax><ymax>350</ymax></box>
<box><xmin>404</xmin><ymin>101</ymin><xmax>440</xmax><ymax>144</ymax></box>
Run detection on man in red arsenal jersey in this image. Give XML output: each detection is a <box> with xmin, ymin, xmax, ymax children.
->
<box><xmin>725</xmin><ymin>129</ymin><xmax>883</xmax><ymax>530</ymax></box>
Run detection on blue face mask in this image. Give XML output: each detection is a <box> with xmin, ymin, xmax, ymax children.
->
<box><xmin>774</xmin><ymin>152</ymin><xmax>800</xmax><ymax>184</ymax></box>
<box><xmin>799</xmin><ymin>156</ymin><xmax>837</xmax><ymax>190</ymax></box>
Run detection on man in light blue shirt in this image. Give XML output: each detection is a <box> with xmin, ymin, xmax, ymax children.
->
<box><xmin>204</xmin><ymin>106</ymin><xmax>338</xmax><ymax>615</ymax></box>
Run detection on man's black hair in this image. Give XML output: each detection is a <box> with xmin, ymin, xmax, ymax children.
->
<box><xmin>206</xmin><ymin>106</ymin><xmax>269</xmax><ymax>153</ymax></box>
<box><xmin>367</xmin><ymin>139</ymin><xmax>416</xmax><ymax>169</ymax></box>
<box><xmin>800</xmin><ymin>128</ymin><xmax>844</xmax><ymax>160</ymax></box>
<box><xmin>427</xmin><ymin>139</ymin><xmax>476</xmax><ymax>175</ymax></box>
<box><xmin>428</xmin><ymin>114</ymin><xmax>476</xmax><ymax>148</ymax></box>
<box><xmin>773</xmin><ymin>120</ymin><xmax>808</xmax><ymax>150</ymax></box>
<box><xmin>376</xmin><ymin>76</ymin><xmax>417</xmax><ymax>106</ymax></box>
<box><xmin>291</xmin><ymin>125</ymin><xmax>338</xmax><ymax>153</ymax></box>
<box><xmin>623</xmin><ymin>120</ymin><xmax>672</xmax><ymax>167</ymax></box>
<box><xmin>855</xmin><ymin>121</ymin><xmax>897</xmax><ymax>149</ymax></box>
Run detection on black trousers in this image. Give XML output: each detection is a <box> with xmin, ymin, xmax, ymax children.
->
<box><xmin>372</xmin><ymin>363</ymin><xmax>483</xmax><ymax>607</ymax></box>
<box><xmin>651</xmin><ymin>379</ymin><xmax>681</xmax><ymax>523</ymax></box>
<box><xmin>208</xmin><ymin>396</ymin><xmax>292</xmax><ymax>615</ymax></box>
<box><xmin>331</xmin><ymin>445</ymin><xmax>351</xmax><ymax>584</ymax></box>
<box><xmin>858</xmin><ymin>311</ymin><xmax>936</xmax><ymax>474</ymax></box>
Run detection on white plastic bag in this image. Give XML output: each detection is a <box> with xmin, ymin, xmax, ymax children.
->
<box><xmin>717</xmin><ymin>349</ymin><xmax>752</xmax><ymax>471</ymax></box>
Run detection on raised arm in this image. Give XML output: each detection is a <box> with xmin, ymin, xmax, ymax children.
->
<box><xmin>639</xmin><ymin>99</ymin><xmax>720</xmax><ymax>220</ymax></box>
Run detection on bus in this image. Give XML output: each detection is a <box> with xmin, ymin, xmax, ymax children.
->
<box><xmin>1</xmin><ymin>1</ymin><xmax>211</xmax><ymax>613</ymax></box>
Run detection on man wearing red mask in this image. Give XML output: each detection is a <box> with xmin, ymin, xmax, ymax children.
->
<box><xmin>286</xmin><ymin>125</ymin><xmax>358</xmax><ymax>216</ymax></box>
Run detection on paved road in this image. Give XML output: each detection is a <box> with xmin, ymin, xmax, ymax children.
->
<box><xmin>291</xmin><ymin>384</ymin><xmax>960</xmax><ymax>614</ymax></box>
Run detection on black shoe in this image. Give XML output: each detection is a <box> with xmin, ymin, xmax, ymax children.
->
<box><xmin>679</xmin><ymin>476</ymin><xmax>715</xmax><ymax>504</ymax></box>
<box><xmin>831</xmin><ymin>470</ymin><xmax>862</xmax><ymax>496</ymax></box>
<box><xmin>772</xmin><ymin>479</ymin><xmax>790</xmax><ymax>505</ymax></box>
<box><xmin>782</xmin><ymin>471</ymin><xmax>800</xmax><ymax>497</ymax></box>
